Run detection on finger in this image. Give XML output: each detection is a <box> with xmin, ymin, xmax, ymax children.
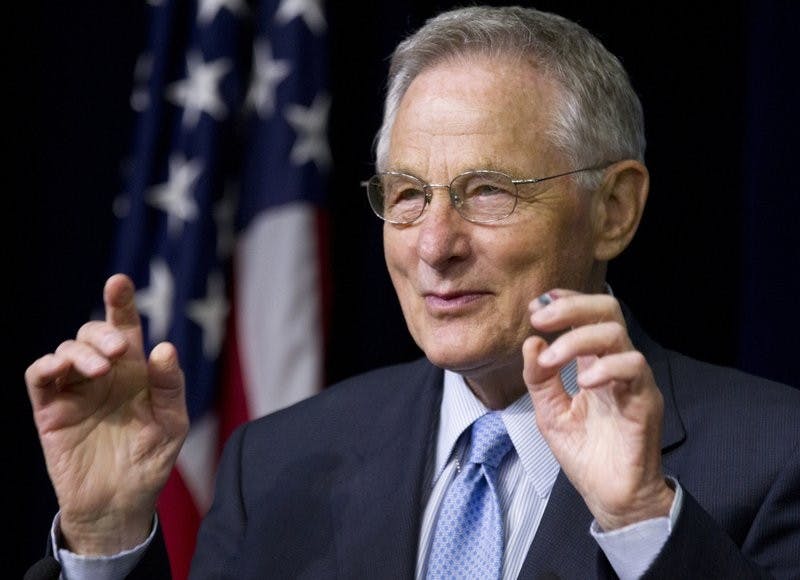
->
<box><xmin>25</xmin><ymin>353</ymin><xmax>71</xmax><ymax>391</ymax></box>
<box><xmin>530</xmin><ymin>291</ymin><xmax>623</xmax><ymax>334</ymax></box>
<box><xmin>25</xmin><ymin>353</ymin><xmax>90</xmax><ymax>410</ymax></box>
<box><xmin>76</xmin><ymin>321</ymin><xmax>129</xmax><ymax>358</ymax></box>
<box><xmin>54</xmin><ymin>340</ymin><xmax>113</xmax><ymax>377</ymax></box>
<box><xmin>577</xmin><ymin>351</ymin><xmax>650</xmax><ymax>390</ymax></box>
<box><xmin>537</xmin><ymin>321</ymin><xmax>631</xmax><ymax>369</ymax></box>
<box><xmin>104</xmin><ymin>274</ymin><xmax>142</xmax><ymax>331</ymax></box>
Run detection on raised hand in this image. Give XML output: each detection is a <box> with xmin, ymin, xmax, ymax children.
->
<box><xmin>522</xmin><ymin>289</ymin><xmax>673</xmax><ymax>531</ymax></box>
<box><xmin>25</xmin><ymin>274</ymin><xmax>189</xmax><ymax>554</ymax></box>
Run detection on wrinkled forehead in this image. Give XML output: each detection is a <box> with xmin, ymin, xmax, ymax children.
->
<box><xmin>386</xmin><ymin>55</ymin><xmax>563</xmax><ymax>175</ymax></box>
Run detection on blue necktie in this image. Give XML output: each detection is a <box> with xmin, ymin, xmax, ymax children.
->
<box><xmin>426</xmin><ymin>411</ymin><xmax>513</xmax><ymax>579</ymax></box>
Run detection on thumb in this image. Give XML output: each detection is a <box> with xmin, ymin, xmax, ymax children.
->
<box><xmin>523</xmin><ymin>335</ymin><xmax>570</xmax><ymax>414</ymax></box>
<box><xmin>147</xmin><ymin>342</ymin><xmax>187</xmax><ymax>421</ymax></box>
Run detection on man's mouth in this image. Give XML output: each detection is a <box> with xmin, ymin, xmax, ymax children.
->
<box><xmin>423</xmin><ymin>291</ymin><xmax>490</xmax><ymax>313</ymax></box>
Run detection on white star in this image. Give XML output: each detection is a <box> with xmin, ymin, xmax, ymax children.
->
<box><xmin>284</xmin><ymin>92</ymin><xmax>331</xmax><ymax>171</ymax></box>
<box><xmin>136</xmin><ymin>259</ymin><xmax>175</xmax><ymax>344</ymax></box>
<box><xmin>146</xmin><ymin>155</ymin><xmax>204</xmax><ymax>237</ymax></box>
<box><xmin>244</xmin><ymin>40</ymin><xmax>292</xmax><ymax>119</ymax></box>
<box><xmin>214</xmin><ymin>182</ymin><xmax>238</xmax><ymax>259</ymax></box>
<box><xmin>186</xmin><ymin>271</ymin><xmax>230</xmax><ymax>358</ymax></box>
<box><xmin>197</xmin><ymin>0</ymin><xmax>248</xmax><ymax>25</ymax></box>
<box><xmin>166</xmin><ymin>51</ymin><xmax>232</xmax><ymax>127</ymax></box>
<box><xmin>275</xmin><ymin>0</ymin><xmax>326</xmax><ymax>34</ymax></box>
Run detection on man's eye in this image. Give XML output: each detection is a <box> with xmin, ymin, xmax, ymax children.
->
<box><xmin>470</xmin><ymin>184</ymin><xmax>506</xmax><ymax>196</ymax></box>
<box><xmin>464</xmin><ymin>181</ymin><xmax>512</xmax><ymax>198</ymax></box>
<box><xmin>389</xmin><ymin>187</ymin><xmax>425</xmax><ymax>204</ymax></box>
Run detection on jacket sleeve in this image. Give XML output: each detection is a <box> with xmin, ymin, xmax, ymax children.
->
<box><xmin>644</xmin><ymin>442</ymin><xmax>800</xmax><ymax>579</ymax></box>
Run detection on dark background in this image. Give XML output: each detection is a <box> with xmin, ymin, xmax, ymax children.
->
<box><xmin>14</xmin><ymin>1</ymin><xmax>799</xmax><ymax>575</ymax></box>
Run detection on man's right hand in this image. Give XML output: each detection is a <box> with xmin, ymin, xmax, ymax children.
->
<box><xmin>25</xmin><ymin>273</ymin><xmax>189</xmax><ymax>556</ymax></box>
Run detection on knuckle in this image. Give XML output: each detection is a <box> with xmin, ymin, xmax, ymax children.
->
<box><xmin>54</xmin><ymin>340</ymin><xmax>76</xmax><ymax>355</ymax></box>
<box><xmin>608</xmin><ymin>322</ymin><xmax>627</xmax><ymax>346</ymax></box>
<box><xmin>629</xmin><ymin>351</ymin><xmax>647</xmax><ymax>371</ymax></box>
<box><xmin>77</xmin><ymin>320</ymin><xmax>108</xmax><ymax>341</ymax></box>
<box><xmin>610</xmin><ymin>300</ymin><xmax>623</xmax><ymax>321</ymax></box>
<box><xmin>24</xmin><ymin>363</ymin><xmax>40</xmax><ymax>386</ymax></box>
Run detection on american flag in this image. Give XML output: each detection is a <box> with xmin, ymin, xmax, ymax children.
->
<box><xmin>110</xmin><ymin>1</ymin><xmax>329</xmax><ymax>578</ymax></box>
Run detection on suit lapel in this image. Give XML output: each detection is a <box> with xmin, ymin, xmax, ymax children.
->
<box><xmin>625</xmin><ymin>307</ymin><xmax>686</xmax><ymax>452</ymax></box>
<box><xmin>331</xmin><ymin>360</ymin><xmax>443</xmax><ymax>578</ymax></box>
<box><xmin>517</xmin><ymin>470</ymin><xmax>599</xmax><ymax>579</ymax></box>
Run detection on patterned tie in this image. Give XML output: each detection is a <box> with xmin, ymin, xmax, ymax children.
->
<box><xmin>426</xmin><ymin>411</ymin><xmax>513</xmax><ymax>579</ymax></box>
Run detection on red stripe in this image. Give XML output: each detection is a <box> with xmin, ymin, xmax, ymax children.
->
<box><xmin>158</xmin><ymin>468</ymin><xmax>201</xmax><ymax>580</ymax></box>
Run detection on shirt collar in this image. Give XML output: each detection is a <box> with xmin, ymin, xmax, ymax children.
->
<box><xmin>437</xmin><ymin>360</ymin><xmax>579</xmax><ymax>498</ymax></box>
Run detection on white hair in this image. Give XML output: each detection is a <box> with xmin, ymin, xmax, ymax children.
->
<box><xmin>375</xmin><ymin>6</ymin><xmax>646</xmax><ymax>189</ymax></box>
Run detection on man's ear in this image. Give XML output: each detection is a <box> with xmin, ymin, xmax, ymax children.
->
<box><xmin>592</xmin><ymin>160</ymin><xmax>649</xmax><ymax>261</ymax></box>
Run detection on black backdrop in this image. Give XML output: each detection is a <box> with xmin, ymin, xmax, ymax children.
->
<box><xmin>15</xmin><ymin>1</ymin><xmax>799</xmax><ymax>575</ymax></box>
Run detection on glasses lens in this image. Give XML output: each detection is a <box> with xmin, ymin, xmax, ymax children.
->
<box><xmin>451</xmin><ymin>171</ymin><xmax>517</xmax><ymax>222</ymax></box>
<box><xmin>368</xmin><ymin>173</ymin><xmax>427</xmax><ymax>224</ymax></box>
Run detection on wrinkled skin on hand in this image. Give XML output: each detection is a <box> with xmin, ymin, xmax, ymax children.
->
<box><xmin>25</xmin><ymin>274</ymin><xmax>189</xmax><ymax>555</ymax></box>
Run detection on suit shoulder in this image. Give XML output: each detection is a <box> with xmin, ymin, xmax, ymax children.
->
<box><xmin>667</xmin><ymin>348</ymin><xmax>799</xmax><ymax>402</ymax></box>
<box><xmin>664</xmin><ymin>348</ymin><xmax>800</xmax><ymax>438</ymax></box>
<box><xmin>235</xmin><ymin>357</ymin><xmax>440</xmax><ymax>442</ymax></box>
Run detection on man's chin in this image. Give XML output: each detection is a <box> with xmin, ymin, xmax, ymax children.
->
<box><xmin>421</xmin><ymin>346</ymin><xmax>493</xmax><ymax>375</ymax></box>
<box><xmin>421</xmin><ymin>340</ymin><xmax>524</xmax><ymax>378</ymax></box>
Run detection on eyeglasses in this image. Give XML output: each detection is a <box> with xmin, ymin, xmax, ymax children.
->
<box><xmin>362</xmin><ymin>164</ymin><xmax>610</xmax><ymax>225</ymax></box>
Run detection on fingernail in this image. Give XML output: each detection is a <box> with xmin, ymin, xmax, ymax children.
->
<box><xmin>530</xmin><ymin>291</ymin><xmax>556</xmax><ymax>312</ymax></box>
<box><xmin>538</xmin><ymin>292</ymin><xmax>554</xmax><ymax>306</ymax></box>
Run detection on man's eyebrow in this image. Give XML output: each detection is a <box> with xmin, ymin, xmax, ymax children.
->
<box><xmin>385</xmin><ymin>160</ymin><xmax>519</xmax><ymax>179</ymax></box>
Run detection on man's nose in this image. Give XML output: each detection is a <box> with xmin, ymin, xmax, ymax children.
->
<box><xmin>416</xmin><ymin>187</ymin><xmax>470</xmax><ymax>269</ymax></box>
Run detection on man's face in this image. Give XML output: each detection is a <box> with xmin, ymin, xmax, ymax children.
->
<box><xmin>383</xmin><ymin>56</ymin><xmax>604</xmax><ymax>386</ymax></box>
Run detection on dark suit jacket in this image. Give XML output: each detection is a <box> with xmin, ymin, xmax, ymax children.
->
<box><xmin>28</xmin><ymin>313</ymin><xmax>800</xmax><ymax>580</ymax></box>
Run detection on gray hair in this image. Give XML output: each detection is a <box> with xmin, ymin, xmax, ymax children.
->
<box><xmin>374</xmin><ymin>6</ymin><xmax>646</xmax><ymax>189</ymax></box>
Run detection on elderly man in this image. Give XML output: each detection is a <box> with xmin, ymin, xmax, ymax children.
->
<box><xmin>25</xmin><ymin>5</ymin><xmax>799</xmax><ymax>579</ymax></box>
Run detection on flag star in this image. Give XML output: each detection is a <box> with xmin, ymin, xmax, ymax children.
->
<box><xmin>244</xmin><ymin>40</ymin><xmax>292</xmax><ymax>119</ymax></box>
<box><xmin>186</xmin><ymin>272</ymin><xmax>230</xmax><ymax>358</ymax></box>
<box><xmin>166</xmin><ymin>51</ymin><xmax>232</xmax><ymax>127</ymax></box>
<box><xmin>136</xmin><ymin>259</ymin><xmax>175</xmax><ymax>344</ymax></box>
<box><xmin>146</xmin><ymin>155</ymin><xmax>204</xmax><ymax>237</ymax></box>
<box><xmin>284</xmin><ymin>92</ymin><xmax>331</xmax><ymax>171</ymax></box>
<box><xmin>214</xmin><ymin>183</ymin><xmax>238</xmax><ymax>259</ymax></box>
<box><xmin>197</xmin><ymin>0</ymin><xmax>248</xmax><ymax>25</ymax></box>
<box><xmin>275</xmin><ymin>0</ymin><xmax>326</xmax><ymax>34</ymax></box>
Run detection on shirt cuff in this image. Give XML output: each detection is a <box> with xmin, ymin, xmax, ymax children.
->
<box><xmin>50</xmin><ymin>511</ymin><xmax>158</xmax><ymax>580</ymax></box>
<box><xmin>590</xmin><ymin>477</ymin><xmax>683</xmax><ymax>580</ymax></box>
